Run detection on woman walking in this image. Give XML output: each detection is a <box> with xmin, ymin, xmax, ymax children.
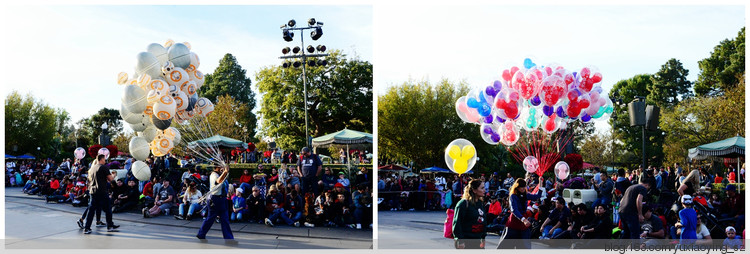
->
<box><xmin>498</xmin><ymin>178</ymin><xmax>542</xmax><ymax>249</ymax></box>
<box><xmin>452</xmin><ymin>179</ymin><xmax>487</xmax><ymax>249</ymax></box>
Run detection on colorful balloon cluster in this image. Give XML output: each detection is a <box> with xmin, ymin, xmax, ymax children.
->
<box><xmin>118</xmin><ymin>39</ymin><xmax>214</xmax><ymax>160</ymax></box>
<box><xmin>456</xmin><ymin>58</ymin><xmax>614</xmax><ymax>145</ymax></box>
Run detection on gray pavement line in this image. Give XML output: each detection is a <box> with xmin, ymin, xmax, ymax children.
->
<box><xmin>5</xmin><ymin>228</ymin><xmax>83</xmax><ymax>246</ymax></box>
<box><xmin>5</xmin><ymin>198</ymin><xmax>372</xmax><ymax>242</ymax></box>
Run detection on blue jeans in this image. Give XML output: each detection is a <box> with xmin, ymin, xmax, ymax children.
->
<box><xmin>197</xmin><ymin>195</ymin><xmax>233</xmax><ymax>239</ymax></box>
<box><xmin>541</xmin><ymin>225</ymin><xmax>564</xmax><ymax>239</ymax></box>
<box><xmin>269</xmin><ymin>208</ymin><xmax>294</xmax><ymax>225</ymax></box>
<box><xmin>619</xmin><ymin>212</ymin><xmax>641</xmax><ymax>239</ymax></box>
<box><xmin>179</xmin><ymin>203</ymin><xmax>202</xmax><ymax>217</ymax></box>
<box><xmin>354</xmin><ymin>208</ymin><xmax>364</xmax><ymax>224</ymax></box>
<box><xmin>289</xmin><ymin>211</ymin><xmax>303</xmax><ymax>222</ymax></box>
<box><xmin>231</xmin><ymin>210</ymin><xmax>247</xmax><ymax>221</ymax></box>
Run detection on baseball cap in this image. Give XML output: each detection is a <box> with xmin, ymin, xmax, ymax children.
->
<box><xmin>726</xmin><ymin>226</ymin><xmax>736</xmax><ymax>233</ymax></box>
<box><xmin>301</xmin><ymin>147</ymin><xmax>310</xmax><ymax>153</ymax></box>
<box><xmin>681</xmin><ymin>195</ymin><xmax>693</xmax><ymax>204</ymax></box>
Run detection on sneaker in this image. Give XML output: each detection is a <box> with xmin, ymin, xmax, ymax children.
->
<box><xmin>96</xmin><ymin>221</ymin><xmax>106</xmax><ymax>227</ymax></box>
<box><xmin>142</xmin><ymin>208</ymin><xmax>148</xmax><ymax>218</ymax></box>
<box><xmin>304</xmin><ymin>222</ymin><xmax>315</xmax><ymax>228</ymax></box>
<box><xmin>45</xmin><ymin>196</ymin><xmax>50</xmax><ymax>203</ymax></box>
<box><xmin>294</xmin><ymin>221</ymin><xmax>300</xmax><ymax>227</ymax></box>
<box><xmin>356</xmin><ymin>224</ymin><xmax>362</xmax><ymax>229</ymax></box>
<box><xmin>174</xmin><ymin>215</ymin><xmax>184</xmax><ymax>220</ymax></box>
<box><xmin>109</xmin><ymin>224</ymin><xmax>120</xmax><ymax>229</ymax></box>
<box><xmin>77</xmin><ymin>219</ymin><xmax>84</xmax><ymax>229</ymax></box>
<box><xmin>84</xmin><ymin>229</ymin><xmax>92</xmax><ymax>234</ymax></box>
<box><xmin>264</xmin><ymin>218</ymin><xmax>274</xmax><ymax>227</ymax></box>
<box><xmin>409</xmin><ymin>208</ymin><xmax>415</xmax><ymax>211</ymax></box>
<box><xmin>107</xmin><ymin>227</ymin><xmax>119</xmax><ymax>232</ymax></box>
<box><xmin>347</xmin><ymin>224</ymin><xmax>356</xmax><ymax>229</ymax></box>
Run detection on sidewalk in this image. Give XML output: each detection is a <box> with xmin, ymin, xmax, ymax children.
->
<box><xmin>4</xmin><ymin>187</ymin><xmax>372</xmax><ymax>242</ymax></box>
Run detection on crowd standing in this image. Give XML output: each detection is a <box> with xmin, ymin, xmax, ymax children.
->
<box><xmin>379</xmin><ymin>163</ymin><xmax>745</xmax><ymax>249</ymax></box>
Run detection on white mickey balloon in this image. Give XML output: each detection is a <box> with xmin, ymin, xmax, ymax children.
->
<box><xmin>147</xmin><ymin>43</ymin><xmax>169</xmax><ymax>67</ymax></box>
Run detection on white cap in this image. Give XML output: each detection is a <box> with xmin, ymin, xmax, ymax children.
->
<box><xmin>726</xmin><ymin>226</ymin><xmax>736</xmax><ymax>232</ymax></box>
<box><xmin>237</xmin><ymin>188</ymin><xmax>244</xmax><ymax>193</ymax></box>
<box><xmin>681</xmin><ymin>195</ymin><xmax>693</xmax><ymax>204</ymax></box>
<box><xmin>527</xmin><ymin>206</ymin><xmax>533</xmax><ymax>211</ymax></box>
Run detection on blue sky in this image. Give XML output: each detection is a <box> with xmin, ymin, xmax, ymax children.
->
<box><xmin>373</xmin><ymin>5</ymin><xmax>745</xmax><ymax>134</ymax></box>
<box><xmin>1</xmin><ymin>5</ymin><xmax>372</xmax><ymax>133</ymax></box>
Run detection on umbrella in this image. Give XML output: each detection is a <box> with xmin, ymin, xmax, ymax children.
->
<box><xmin>311</xmin><ymin>128</ymin><xmax>373</xmax><ymax>175</ymax></box>
<box><xmin>5</xmin><ymin>154</ymin><xmax>16</xmax><ymax>159</ymax></box>
<box><xmin>188</xmin><ymin>135</ymin><xmax>248</xmax><ymax>149</ymax></box>
<box><xmin>17</xmin><ymin>154</ymin><xmax>36</xmax><ymax>160</ymax></box>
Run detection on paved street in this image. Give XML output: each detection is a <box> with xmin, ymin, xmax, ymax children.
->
<box><xmin>378</xmin><ymin>210</ymin><xmax>547</xmax><ymax>249</ymax></box>
<box><xmin>5</xmin><ymin>187</ymin><xmax>372</xmax><ymax>249</ymax></box>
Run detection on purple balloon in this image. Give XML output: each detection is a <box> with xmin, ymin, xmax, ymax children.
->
<box><xmin>530</xmin><ymin>95</ymin><xmax>542</xmax><ymax>106</ymax></box>
<box><xmin>483</xmin><ymin>125</ymin><xmax>493</xmax><ymax>134</ymax></box>
<box><xmin>496</xmin><ymin>116</ymin><xmax>506</xmax><ymax>123</ymax></box>
<box><xmin>485</xmin><ymin>86</ymin><xmax>498</xmax><ymax>98</ymax></box>
<box><xmin>490</xmin><ymin>133</ymin><xmax>501</xmax><ymax>142</ymax></box>
<box><xmin>493</xmin><ymin>80</ymin><xmax>503</xmax><ymax>91</ymax></box>
<box><xmin>581</xmin><ymin>113</ymin><xmax>591</xmax><ymax>122</ymax></box>
<box><xmin>484</xmin><ymin>115</ymin><xmax>493</xmax><ymax>123</ymax></box>
<box><xmin>543</xmin><ymin>105</ymin><xmax>554</xmax><ymax>116</ymax></box>
<box><xmin>556</xmin><ymin>106</ymin><xmax>567</xmax><ymax>118</ymax></box>
<box><xmin>572</xmin><ymin>72</ymin><xmax>578</xmax><ymax>78</ymax></box>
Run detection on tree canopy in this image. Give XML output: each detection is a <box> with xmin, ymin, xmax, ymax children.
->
<box><xmin>694</xmin><ymin>27</ymin><xmax>745</xmax><ymax>96</ymax></box>
<box><xmin>256</xmin><ymin>50</ymin><xmax>372</xmax><ymax>151</ymax></box>
<box><xmin>200</xmin><ymin>53</ymin><xmax>257</xmax><ymax>141</ymax></box>
<box><xmin>5</xmin><ymin>91</ymin><xmax>70</xmax><ymax>159</ymax></box>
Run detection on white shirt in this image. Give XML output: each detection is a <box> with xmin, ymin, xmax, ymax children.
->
<box><xmin>209</xmin><ymin>172</ymin><xmax>223</xmax><ymax>196</ymax></box>
<box><xmin>696</xmin><ymin>224</ymin><xmax>710</xmax><ymax>239</ymax></box>
<box><xmin>185</xmin><ymin>190</ymin><xmax>203</xmax><ymax>204</ymax></box>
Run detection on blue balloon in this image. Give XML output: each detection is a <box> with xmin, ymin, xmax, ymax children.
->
<box><xmin>581</xmin><ymin>113</ymin><xmax>591</xmax><ymax>122</ymax></box>
<box><xmin>530</xmin><ymin>95</ymin><xmax>542</xmax><ymax>106</ymax></box>
<box><xmin>467</xmin><ymin>97</ymin><xmax>481</xmax><ymax>108</ymax></box>
<box><xmin>556</xmin><ymin>106</ymin><xmax>567</xmax><ymax>118</ymax></box>
<box><xmin>523</xmin><ymin>58</ymin><xmax>536</xmax><ymax>69</ymax></box>
<box><xmin>543</xmin><ymin>105</ymin><xmax>554</xmax><ymax>117</ymax></box>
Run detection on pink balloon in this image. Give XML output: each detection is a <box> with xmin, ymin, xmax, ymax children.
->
<box><xmin>74</xmin><ymin>147</ymin><xmax>86</xmax><ymax>160</ymax></box>
<box><xmin>540</xmin><ymin>75</ymin><xmax>566</xmax><ymax>106</ymax></box>
<box><xmin>555</xmin><ymin>161</ymin><xmax>570</xmax><ymax>180</ymax></box>
<box><xmin>518</xmin><ymin>68</ymin><xmax>543</xmax><ymax>100</ymax></box>
<box><xmin>523</xmin><ymin>156</ymin><xmax>539</xmax><ymax>174</ymax></box>
<box><xmin>500</xmin><ymin>120</ymin><xmax>519</xmax><ymax>146</ymax></box>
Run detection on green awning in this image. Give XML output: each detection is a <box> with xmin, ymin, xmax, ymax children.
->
<box><xmin>311</xmin><ymin>128</ymin><xmax>373</xmax><ymax>147</ymax></box>
<box><xmin>688</xmin><ymin>136</ymin><xmax>744</xmax><ymax>160</ymax></box>
<box><xmin>188</xmin><ymin>135</ymin><xmax>247</xmax><ymax>149</ymax></box>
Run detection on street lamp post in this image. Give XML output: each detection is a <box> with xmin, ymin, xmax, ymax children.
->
<box><xmin>279</xmin><ymin>18</ymin><xmax>329</xmax><ymax>149</ymax></box>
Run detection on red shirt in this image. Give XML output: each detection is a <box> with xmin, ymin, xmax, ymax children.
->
<box><xmin>239</xmin><ymin>174</ymin><xmax>253</xmax><ymax>184</ymax></box>
<box><xmin>143</xmin><ymin>182</ymin><xmax>154</xmax><ymax>197</ymax></box>
<box><xmin>50</xmin><ymin>179</ymin><xmax>60</xmax><ymax>190</ymax></box>
<box><xmin>715</xmin><ymin>176</ymin><xmax>724</xmax><ymax>183</ymax></box>
<box><xmin>488</xmin><ymin>201</ymin><xmax>502</xmax><ymax>216</ymax></box>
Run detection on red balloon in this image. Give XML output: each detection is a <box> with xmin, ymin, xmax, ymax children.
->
<box><xmin>580</xmin><ymin>67</ymin><xmax>591</xmax><ymax>79</ymax></box>
<box><xmin>502</xmin><ymin>69</ymin><xmax>512</xmax><ymax>82</ymax></box>
<box><xmin>544</xmin><ymin>115</ymin><xmax>557</xmax><ymax>132</ymax></box>
<box><xmin>567</xmin><ymin>91</ymin><xmax>578</xmax><ymax>101</ymax></box>
<box><xmin>510</xmin><ymin>66</ymin><xmax>519</xmax><ymax>77</ymax></box>
<box><xmin>544</xmin><ymin>66</ymin><xmax>553</xmax><ymax>76</ymax></box>
<box><xmin>591</xmin><ymin>72</ymin><xmax>603</xmax><ymax>83</ymax></box>
<box><xmin>564</xmin><ymin>73</ymin><xmax>575</xmax><ymax>85</ymax></box>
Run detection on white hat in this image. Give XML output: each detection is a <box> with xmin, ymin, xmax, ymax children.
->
<box><xmin>681</xmin><ymin>195</ymin><xmax>693</xmax><ymax>204</ymax></box>
<box><xmin>532</xmin><ymin>204</ymin><xmax>539</xmax><ymax>210</ymax></box>
<box><xmin>237</xmin><ymin>188</ymin><xmax>244</xmax><ymax>193</ymax></box>
<box><xmin>527</xmin><ymin>206</ymin><xmax>533</xmax><ymax>211</ymax></box>
<box><xmin>726</xmin><ymin>226</ymin><xmax>736</xmax><ymax>232</ymax></box>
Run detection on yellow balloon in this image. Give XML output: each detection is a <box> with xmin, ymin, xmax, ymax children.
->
<box><xmin>448</xmin><ymin>145</ymin><xmax>461</xmax><ymax>159</ymax></box>
<box><xmin>453</xmin><ymin>160</ymin><xmax>468</xmax><ymax>174</ymax></box>
<box><xmin>461</xmin><ymin>145</ymin><xmax>475</xmax><ymax>159</ymax></box>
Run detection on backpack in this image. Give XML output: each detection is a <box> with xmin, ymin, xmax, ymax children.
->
<box><xmin>444</xmin><ymin>208</ymin><xmax>455</xmax><ymax>238</ymax></box>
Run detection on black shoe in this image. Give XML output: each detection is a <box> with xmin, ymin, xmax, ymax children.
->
<box><xmin>196</xmin><ymin>235</ymin><xmax>206</xmax><ymax>240</ymax></box>
<box><xmin>96</xmin><ymin>221</ymin><xmax>106</xmax><ymax>227</ymax></box>
<box><xmin>174</xmin><ymin>215</ymin><xmax>184</xmax><ymax>220</ymax></box>
<box><xmin>84</xmin><ymin>229</ymin><xmax>92</xmax><ymax>234</ymax></box>
<box><xmin>77</xmin><ymin>219</ymin><xmax>84</xmax><ymax>229</ymax></box>
<box><xmin>45</xmin><ymin>196</ymin><xmax>50</xmax><ymax>203</ymax></box>
<box><xmin>107</xmin><ymin>227</ymin><xmax>119</xmax><ymax>232</ymax></box>
<box><xmin>109</xmin><ymin>224</ymin><xmax>120</xmax><ymax>229</ymax></box>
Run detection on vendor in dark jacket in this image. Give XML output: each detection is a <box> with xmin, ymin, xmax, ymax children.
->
<box><xmin>452</xmin><ymin>179</ymin><xmax>487</xmax><ymax>249</ymax></box>
<box><xmin>580</xmin><ymin>204</ymin><xmax>613</xmax><ymax>243</ymax></box>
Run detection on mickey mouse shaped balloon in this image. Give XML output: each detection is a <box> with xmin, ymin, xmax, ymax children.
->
<box><xmin>444</xmin><ymin>139</ymin><xmax>477</xmax><ymax>175</ymax></box>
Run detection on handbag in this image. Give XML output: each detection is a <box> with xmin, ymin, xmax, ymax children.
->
<box><xmin>506</xmin><ymin>212</ymin><xmax>529</xmax><ymax>231</ymax></box>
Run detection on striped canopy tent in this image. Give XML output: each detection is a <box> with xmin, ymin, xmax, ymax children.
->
<box><xmin>187</xmin><ymin>135</ymin><xmax>248</xmax><ymax>149</ymax></box>
<box><xmin>688</xmin><ymin>136</ymin><xmax>744</xmax><ymax>178</ymax></box>
<box><xmin>311</xmin><ymin>128</ymin><xmax>373</xmax><ymax>173</ymax></box>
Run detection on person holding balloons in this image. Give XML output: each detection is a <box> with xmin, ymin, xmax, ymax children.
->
<box><xmin>452</xmin><ymin>179</ymin><xmax>487</xmax><ymax>249</ymax></box>
<box><xmin>498</xmin><ymin>178</ymin><xmax>543</xmax><ymax>249</ymax></box>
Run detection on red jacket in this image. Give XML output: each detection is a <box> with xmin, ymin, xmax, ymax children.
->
<box><xmin>488</xmin><ymin>201</ymin><xmax>502</xmax><ymax>216</ymax></box>
<box><xmin>143</xmin><ymin>182</ymin><xmax>154</xmax><ymax>197</ymax></box>
<box><xmin>50</xmin><ymin>179</ymin><xmax>60</xmax><ymax>190</ymax></box>
<box><xmin>239</xmin><ymin>174</ymin><xmax>253</xmax><ymax>184</ymax></box>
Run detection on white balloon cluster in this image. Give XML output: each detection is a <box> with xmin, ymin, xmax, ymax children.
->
<box><xmin>119</xmin><ymin>39</ymin><xmax>214</xmax><ymax>161</ymax></box>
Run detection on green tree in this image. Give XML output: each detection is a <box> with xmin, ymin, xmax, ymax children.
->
<box><xmin>649</xmin><ymin>58</ymin><xmax>693</xmax><ymax>108</ymax></box>
<box><xmin>81</xmin><ymin>108</ymin><xmax>122</xmax><ymax>146</ymax></box>
<box><xmin>608</xmin><ymin>74</ymin><xmax>665</xmax><ymax>168</ymax></box>
<box><xmin>579</xmin><ymin>133</ymin><xmax>612</xmax><ymax>167</ymax></box>
<box><xmin>378</xmin><ymin>79</ymin><xmax>508</xmax><ymax>175</ymax></box>
<box><xmin>694</xmin><ymin>27</ymin><xmax>745</xmax><ymax>96</ymax></box>
<box><xmin>200</xmin><ymin>53</ymin><xmax>257</xmax><ymax>140</ymax></box>
<box><xmin>5</xmin><ymin>91</ymin><xmax>66</xmax><ymax>158</ymax></box>
<box><xmin>661</xmin><ymin>81</ymin><xmax>744</xmax><ymax>165</ymax></box>
<box><xmin>256</xmin><ymin>50</ymin><xmax>372</xmax><ymax>151</ymax></box>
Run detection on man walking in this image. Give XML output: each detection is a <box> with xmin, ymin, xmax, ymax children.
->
<box><xmin>617</xmin><ymin>177</ymin><xmax>652</xmax><ymax>240</ymax></box>
<box><xmin>297</xmin><ymin>147</ymin><xmax>322</xmax><ymax>196</ymax></box>
<box><xmin>196</xmin><ymin>165</ymin><xmax>234</xmax><ymax>240</ymax></box>
<box><xmin>83</xmin><ymin>154</ymin><xmax>119</xmax><ymax>234</ymax></box>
